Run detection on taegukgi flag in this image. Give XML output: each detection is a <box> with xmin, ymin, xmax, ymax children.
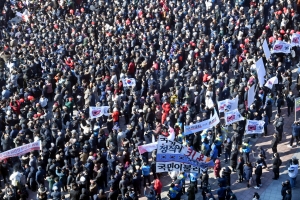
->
<box><xmin>224</xmin><ymin>109</ymin><xmax>244</xmax><ymax>125</ymax></box>
<box><xmin>291</xmin><ymin>33</ymin><xmax>300</xmax><ymax>47</ymax></box>
<box><xmin>271</xmin><ymin>40</ymin><xmax>291</xmax><ymax>54</ymax></box>
<box><xmin>89</xmin><ymin>106</ymin><xmax>110</xmax><ymax>118</ymax></box>
<box><xmin>245</xmin><ymin>120</ymin><xmax>265</xmax><ymax>134</ymax></box>
<box><xmin>264</xmin><ymin>76</ymin><xmax>278</xmax><ymax>89</ymax></box>
<box><xmin>217</xmin><ymin>96</ymin><xmax>238</xmax><ymax>113</ymax></box>
<box><xmin>296</xmin><ymin>97</ymin><xmax>300</xmax><ymax>112</ymax></box>
<box><xmin>122</xmin><ymin>78</ymin><xmax>136</xmax><ymax>87</ymax></box>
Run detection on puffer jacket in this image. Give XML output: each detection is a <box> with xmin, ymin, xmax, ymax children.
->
<box><xmin>288</xmin><ymin>164</ymin><xmax>299</xmax><ymax>178</ymax></box>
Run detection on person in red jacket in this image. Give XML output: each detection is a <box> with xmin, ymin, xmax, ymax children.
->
<box><xmin>161</xmin><ymin>110</ymin><xmax>168</xmax><ymax>125</ymax></box>
<box><xmin>162</xmin><ymin>101</ymin><xmax>171</xmax><ymax>115</ymax></box>
<box><xmin>65</xmin><ymin>57</ymin><xmax>74</xmax><ymax>69</ymax></box>
<box><xmin>128</xmin><ymin>60</ymin><xmax>135</xmax><ymax>76</ymax></box>
<box><xmin>112</xmin><ymin>108</ymin><xmax>119</xmax><ymax>125</ymax></box>
<box><xmin>10</xmin><ymin>100</ymin><xmax>21</xmax><ymax>115</ymax></box>
<box><xmin>154</xmin><ymin>178</ymin><xmax>163</xmax><ymax>200</ymax></box>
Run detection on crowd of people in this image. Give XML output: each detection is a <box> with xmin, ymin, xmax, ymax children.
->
<box><xmin>0</xmin><ymin>0</ymin><xmax>299</xmax><ymax>199</ymax></box>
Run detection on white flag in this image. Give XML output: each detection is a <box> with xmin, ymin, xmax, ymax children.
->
<box><xmin>217</xmin><ymin>96</ymin><xmax>238</xmax><ymax>113</ymax></box>
<box><xmin>263</xmin><ymin>39</ymin><xmax>271</xmax><ymax>59</ymax></box>
<box><xmin>271</xmin><ymin>40</ymin><xmax>291</xmax><ymax>54</ymax></box>
<box><xmin>89</xmin><ymin>106</ymin><xmax>110</xmax><ymax>119</ymax></box>
<box><xmin>291</xmin><ymin>33</ymin><xmax>300</xmax><ymax>47</ymax></box>
<box><xmin>247</xmin><ymin>84</ymin><xmax>255</xmax><ymax>108</ymax></box>
<box><xmin>264</xmin><ymin>76</ymin><xmax>278</xmax><ymax>89</ymax></box>
<box><xmin>245</xmin><ymin>120</ymin><xmax>265</xmax><ymax>134</ymax></box>
<box><xmin>122</xmin><ymin>78</ymin><xmax>136</xmax><ymax>87</ymax></box>
<box><xmin>256</xmin><ymin>58</ymin><xmax>266</xmax><ymax>87</ymax></box>
<box><xmin>224</xmin><ymin>109</ymin><xmax>244</xmax><ymax>125</ymax></box>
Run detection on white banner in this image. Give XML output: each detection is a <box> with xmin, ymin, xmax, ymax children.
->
<box><xmin>247</xmin><ymin>84</ymin><xmax>255</xmax><ymax>108</ymax></box>
<box><xmin>137</xmin><ymin>126</ymin><xmax>175</xmax><ymax>154</ymax></box>
<box><xmin>122</xmin><ymin>78</ymin><xmax>136</xmax><ymax>87</ymax></box>
<box><xmin>263</xmin><ymin>39</ymin><xmax>271</xmax><ymax>59</ymax></box>
<box><xmin>224</xmin><ymin>109</ymin><xmax>244</xmax><ymax>125</ymax></box>
<box><xmin>0</xmin><ymin>141</ymin><xmax>41</xmax><ymax>161</ymax></box>
<box><xmin>217</xmin><ymin>96</ymin><xmax>238</xmax><ymax>113</ymax></box>
<box><xmin>291</xmin><ymin>33</ymin><xmax>300</xmax><ymax>47</ymax></box>
<box><xmin>264</xmin><ymin>76</ymin><xmax>278</xmax><ymax>89</ymax></box>
<box><xmin>245</xmin><ymin>120</ymin><xmax>265</xmax><ymax>134</ymax></box>
<box><xmin>183</xmin><ymin>110</ymin><xmax>220</xmax><ymax>136</ymax></box>
<box><xmin>256</xmin><ymin>58</ymin><xmax>266</xmax><ymax>87</ymax></box>
<box><xmin>271</xmin><ymin>40</ymin><xmax>291</xmax><ymax>54</ymax></box>
<box><xmin>156</xmin><ymin>162</ymin><xmax>202</xmax><ymax>173</ymax></box>
<box><xmin>89</xmin><ymin>106</ymin><xmax>110</xmax><ymax>119</ymax></box>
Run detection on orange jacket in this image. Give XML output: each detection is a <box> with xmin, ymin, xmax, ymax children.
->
<box><xmin>162</xmin><ymin>102</ymin><xmax>171</xmax><ymax>114</ymax></box>
<box><xmin>112</xmin><ymin>111</ymin><xmax>119</xmax><ymax>122</ymax></box>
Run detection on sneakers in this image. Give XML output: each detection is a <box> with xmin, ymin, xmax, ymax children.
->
<box><xmin>287</xmin><ymin>145</ymin><xmax>293</xmax><ymax>148</ymax></box>
<box><xmin>254</xmin><ymin>186</ymin><xmax>260</xmax><ymax>189</ymax></box>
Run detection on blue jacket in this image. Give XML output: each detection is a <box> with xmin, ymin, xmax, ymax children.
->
<box><xmin>292</xmin><ymin>123</ymin><xmax>300</xmax><ymax>137</ymax></box>
<box><xmin>210</xmin><ymin>144</ymin><xmax>218</xmax><ymax>159</ymax></box>
<box><xmin>189</xmin><ymin>173</ymin><xmax>198</xmax><ymax>182</ymax></box>
<box><xmin>169</xmin><ymin>187</ymin><xmax>178</xmax><ymax>198</ymax></box>
<box><xmin>242</xmin><ymin>143</ymin><xmax>250</xmax><ymax>153</ymax></box>
<box><xmin>142</xmin><ymin>165</ymin><xmax>150</xmax><ymax>176</ymax></box>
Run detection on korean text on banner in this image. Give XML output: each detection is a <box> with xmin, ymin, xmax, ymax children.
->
<box><xmin>291</xmin><ymin>33</ymin><xmax>300</xmax><ymax>47</ymax></box>
<box><xmin>0</xmin><ymin>141</ymin><xmax>41</xmax><ymax>161</ymax></box>
<box><xmin>247</xmin><ymin>84</ymin><xmax>255</xmax><ymax>108</ymax></box>
<box><xmin>122</xmin><ymin>78</ymin><xmax>136</xmax><ymax>87</ymax></box>
<box><xmin>296</xmin><ymin>97</ymin><xmax>300</xmax><ymax>112</ymax></box>
<box><xmin>183</xmin><ymin>111</ymin><xmax>220</xmax><ymax>136</ymax></box>
<box><xmin>271</xmin><ymin>40</ymin><xmax>291</xmax><ymax>54</ymax></box>
<box><xmin>263</xmin><ymin>39</ymin><xmax>271</xmax><ymax>59</ymax></box>
<box><xmin>89</xmin><ymin>106</ymin><xmax>110</xmax><ymax>119</ymax></box>
<box><xmin>218</xmin><ymin>96</ymin><xmax>238</xmax><ymax>113</ymax></box>
<box><xmin>264</xmin><ymin>76</ymin><xmax>278</xmax><ymax>89</ymax></box>
<box><xmin>245</xmin><ymin>120</ymin><xmax>265</xmax><ymax>134</ymax></box>
<box><xmin>156</xmin><ymin>162</ymin><xmax>215</xmax><ymax>173</ymax></box>
<box><xmin>256</xmin><ymin>58</ymin><xmax>266</xmax><ymax>87</ymax></box>
<box><xmin>224</xmin><ymin>109</ymin><xmax>244</xmax><ymax>125</ymax></box>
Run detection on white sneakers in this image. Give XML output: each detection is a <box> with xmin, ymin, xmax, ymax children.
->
<box><xmin>254</xmin><ymin>186</ymin><xmax>260</xmax><ymax>189</ymax></box>
<box><xmin>287</xmin><ymin>145</ymin><xmax>293</xmax><ymax>148</ymax></box>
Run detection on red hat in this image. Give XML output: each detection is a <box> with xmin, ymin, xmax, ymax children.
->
<box><xmin>278</xmin><ymin>10</ymin><xmax>282</xmax><ymax>15</ymax></box>
<box><xmin>269</xmin><ymin>37</ymin><xmax>274</xmax><ymax>43</ymax></box>
<box><xmin>80</xmin><ymin>8</ymin><xmax>85</xmax><ymax>13</ymax></box>
<box><xmin>28</xmin><ymin>96</ymin><xmax>34</xmax><ymax>101</ymax></box>
<box><xmin>265</xmin><ymin>25</ymin><xmax>270</xmax><ymax>30</ymax></box>
<box><xmin>290</xmin><ymin>30</ymin><xmax>295</xmax><ymax>34</ymax></box>
<box><xmin>278</xmin><ymin>37</ymin><xmax>282</xmax><ymax>41</ymax></box>
<box><xmin>240</xmin><ymin>44</ymin><xmax>245</xmax><ymax>49</ymax></box>
<box><xmin>54</xmin><ymin>24</ymin><xmax>59</xmax><ymax>29</ymax></box>
<box><xmin>19</xmin><ymin>98</ymin><xmax>24</xmax><ymax>103</ymax></box>
<box><xmin>70</xmin><ymin>9</ymin><xmax>74</xmax><ymax>14</ymax></box>
<box><xmin>166</xmin><ymin>26</ymin><xmax>170</xmax><ymax>30</ymax></box>
<box><xmin>244</xmin><ymin>38</ymin><xmax>249</xmax><ymax>44</ymax></box>
<box><xmin>69</xmin><ymin>97</ymin><xmax>73</xmax><ymax>101</ymax></box>
<box><xmin>243</xmin><ymin>50</ymin><xmax>248</xmax><ymax>54</ymax></box>
<box><xmin>33</xmin><ymin>114</ymin><xmax>38</xmax><ymax>119</ymax></box>
<box><xmin>91</xmin><ymin>21</ymin><xmax>95</xmax><ymax>25</ymax></box>
<box><xmin>280</xmin><ymin>30</ymin><xmax>285</xmax><ymax>34</ymax></box>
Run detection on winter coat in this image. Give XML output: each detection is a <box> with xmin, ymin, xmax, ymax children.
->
<box><xmin>243</xmin><ymin>165</ymin><xmax>252</xmax><ymax>181</ymax></box>
<box><xmin>214</xmin><ymin>159</ymin><xmax>221</xmax><ymax>177</ymax></box>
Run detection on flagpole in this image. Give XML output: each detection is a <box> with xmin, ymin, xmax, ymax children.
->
<box><xmin>295</xmin><ymin>99</ymin><xmax>297</xmax><ymax>122</ymax></box>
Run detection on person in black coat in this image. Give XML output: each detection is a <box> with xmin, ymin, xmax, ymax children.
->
<box><xmin>281</xmin><ymin>181</ymin><xmax>292</xmax><ymax>200</ymax></box>
<box><xmin>286</xmin><ymin>91</ymin><xmax>295</xmax><ymax>117</ymax></box>
<box><xmin>284</xmin><ymin>189</ymin><xmax>292</xmax><ymax>200</ymax></box>
<box><xmin>271</xmin><ymin>133</ymin><xmax>279</xmax><ymax>155</ymax></box>
<box><xmin>272</xmin><ymin>153</ymin><xmax>281</xmax><ymax>180</ymax></box>
<box><xmin>222</xmin><ymin>166</ymin><xmax>232</xmax><ymax>187</ymax></box>
<box><xmin>69</xmin><ymin>184</ymin><xmax>80</xmax><ymax>200</ymax></box>
<box><xmin>276</xmin><ymin>94</ymin><xmax>284</xmax><ymax>115</ymax></box>
<box><xmin>254</xmin><ymin>161</ymin><xmax>263</xmax><ymax>189</ymax></box>
<box><xmin>230</xmin><ymin>148</ymin><xmax>238</xmax><ymax>172</ymax></box>
<box><xmin>236</xmin><ymin>156</ymin><xmax>244</xmax><ymax>183</ymax></box>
